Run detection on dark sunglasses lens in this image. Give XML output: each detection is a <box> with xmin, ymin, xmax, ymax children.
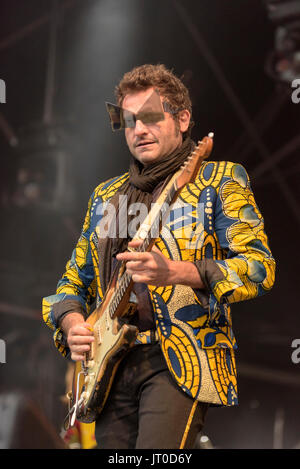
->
<box><xmin>137</xmin><ymin>111</ymin><xmax>165</xmax><ymax>125</ymax></box>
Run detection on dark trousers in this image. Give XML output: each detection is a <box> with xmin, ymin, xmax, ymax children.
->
<box><xmin>95</xmin><ymin>343</ymin><xmax>209</xmax><ymax>449</ymax></box>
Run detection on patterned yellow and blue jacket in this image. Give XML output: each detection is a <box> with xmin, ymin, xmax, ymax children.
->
<box><xmin>42</xmin><ymin>161</ymin><xmax>275</xmax><ymax>407</ymax></box>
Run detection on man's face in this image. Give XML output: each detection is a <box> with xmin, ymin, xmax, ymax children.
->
<box><xmin>122</xmin><ymin>87</ymin><xmax>190</xmax><ymax>166</ymax></box>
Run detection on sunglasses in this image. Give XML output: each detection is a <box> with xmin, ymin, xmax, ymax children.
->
<box><xmin>105</xmin><ymin>90</ymin><xmax>181</xmax><ymax>131</ymax></box>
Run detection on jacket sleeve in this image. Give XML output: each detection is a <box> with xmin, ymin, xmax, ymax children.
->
<box><xmin>42</xmin><ymin>191</ymin><xmax>97</xmax><ymax>357</ymax></box>
<box><xmin>195</xmin><ymin>162</ymin><xmax>275</xmax><ymax>312</ymax></box>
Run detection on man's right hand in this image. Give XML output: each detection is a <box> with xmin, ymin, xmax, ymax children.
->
<box><xmin>60</xmin><ymin>313</ymin><xmax>94</xmax><ymax>361</ymax></box>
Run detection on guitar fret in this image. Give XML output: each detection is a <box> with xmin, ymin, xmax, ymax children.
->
<box><xmin>109</xmin><ymin>270</ymin><xmax>131</xmax><ymax>318</ymax></box>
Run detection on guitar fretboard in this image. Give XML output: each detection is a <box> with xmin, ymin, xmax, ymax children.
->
<box><xmin>108</xmin><ymin>180</ymin><xmax>178</xmax><ymax>319</ymax></box>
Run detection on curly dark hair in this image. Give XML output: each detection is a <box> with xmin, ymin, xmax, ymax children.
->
<box><xmin>115</xmin><ymin>64</ymin><xmax>193</xmax><ymax>136</ymax></box>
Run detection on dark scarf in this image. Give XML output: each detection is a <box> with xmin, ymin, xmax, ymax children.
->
<box><xmin>98</xmin><ymin>136</ymin><xmax>195</xmax><ymax>291</ymax></box>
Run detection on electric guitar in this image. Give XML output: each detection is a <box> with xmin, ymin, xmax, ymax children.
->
<box><xmin>65</xmin><ymin>133</ymin><xmax>214</xmax><ymax>427</ymax></box>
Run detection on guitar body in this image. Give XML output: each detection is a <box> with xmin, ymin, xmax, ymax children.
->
<box><xmin>66</xmin><ymin>134</ymin><xmax>214</xmax><ymax>428</ymax></box>
<box><xmin>73</xmin><ymin>315</ymin><xmax>138</xmax><ymax>423</ymax></box>
<box><xmin>71</xmin><ymin>278</ymin><xmax>138</xmax><ymax>423</ymax></box>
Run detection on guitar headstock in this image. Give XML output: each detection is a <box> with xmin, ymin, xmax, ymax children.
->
<box><xmin>176</xmin><ymin>133</ymin><xmax>214</xmax><ymax>189</ymax></box>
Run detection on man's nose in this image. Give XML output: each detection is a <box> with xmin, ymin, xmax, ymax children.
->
<box><xmin>134</xmin><ymin>119</ymin><xmax>148</xmax><ymax>135</ymax></box>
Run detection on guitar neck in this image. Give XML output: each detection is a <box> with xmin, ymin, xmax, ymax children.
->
<box><xmin>132</xmin><ymin>171</ymin><xmax>180</xmax><ymax>248</ymax></box>
<box><xmin>107</xmin><ymin>170</ymin><xmax>186</xmax><ymax>319</ymax></box>
<box><xmin>107</xmin><ymin>135</ymin><xmax>214</xmax><ymax>319</ymax></box>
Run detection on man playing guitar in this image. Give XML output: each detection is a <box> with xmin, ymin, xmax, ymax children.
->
<box><xmin>42</xmin><ymin>64</ymin><xmax>275</xmax><ymax>449</ymax></box>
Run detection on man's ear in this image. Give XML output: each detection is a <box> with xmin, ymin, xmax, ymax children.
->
<box><xmin>178</xmin><ymin>109</ymin><xmax>191</xmax><ymax>133</ymax></box>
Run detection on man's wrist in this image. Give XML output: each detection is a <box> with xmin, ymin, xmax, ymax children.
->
<box><xmin>168</xmin><ymin>260</ymin><xmax>205</xmax><ymax>289</ymax></box>
<box><xmin>60</xmin><ymin>312</ymin><xmax>85</xmax><ymax>335</ymax></box>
